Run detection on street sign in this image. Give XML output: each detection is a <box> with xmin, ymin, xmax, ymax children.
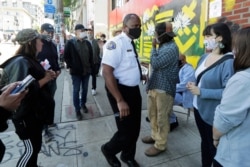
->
<box><xmin>44</xmin><ymin>4</ymin><xmax>55</xmax><ymax>14</ymax></box>
<box><xmin>63</xmin><ymin>7</ymin><xmax>71</xmax><ymax>17</ymax></box>
<box><xmin>47</xmin><ymin>0</ymin><xmax>53</xmax><ymax>4</ymax></box>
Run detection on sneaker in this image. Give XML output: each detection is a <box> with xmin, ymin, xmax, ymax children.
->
<box><xmin>76</xmin><ymin>111</ymin><xmax>83</xmax><ymax>120</ymax></box>
<box><xmin>82</xmin><ymin>105</ymin><xmax>88</xmax><ymax>113</ymax></box>
<box><xmin>92</xmin><ymin>89</ymin><xmax>96</xmax><ymax>96</ymax></box>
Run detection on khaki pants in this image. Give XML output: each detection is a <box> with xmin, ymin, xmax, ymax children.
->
<box><xmin>147</xmin><ymin>90</ymin><xmax>174</xmax><ymax>150</ymax></box>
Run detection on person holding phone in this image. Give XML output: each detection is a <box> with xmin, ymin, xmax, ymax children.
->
<box><xmin>0</xmin><ymin>29</ymin><xmax>56</xmax><ymax>167</ymax></box>
<box><xmin>0</xmin><ymin>83</ymin><xmax>27</xmax><ymax>162</ymax></box>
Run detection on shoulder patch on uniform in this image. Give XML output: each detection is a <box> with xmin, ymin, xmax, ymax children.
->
<box><xmin>106</xmin><ymin>41</ymin><xmax>116</xmax><ymax>50</ymax></box>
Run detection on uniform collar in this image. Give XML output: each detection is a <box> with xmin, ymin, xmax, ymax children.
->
<box><xmin>121</xmin><ymin>32</ymin><xmax>133</xmax><ymax>43</ymax></box>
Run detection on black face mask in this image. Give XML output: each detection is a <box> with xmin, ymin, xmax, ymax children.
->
<box><xmin>128</xmin><ymin>27</ymin><xmax>141</xmax><ymax>39</ymax></box>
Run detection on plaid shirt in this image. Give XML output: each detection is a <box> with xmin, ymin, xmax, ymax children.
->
<box><xmin>147</xmin><ymin>41</ymin><xmax>179</xmax><ymax>97</ymax></box>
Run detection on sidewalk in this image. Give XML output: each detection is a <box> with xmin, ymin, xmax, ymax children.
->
<box><xmin>0</xmin><ymin>69</ymin><xmax>201</xmax><ymax>167</ymax></box>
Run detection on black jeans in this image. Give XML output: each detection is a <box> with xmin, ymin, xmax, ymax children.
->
<box><xmin>91</xmin><ymin>63</ymin><xmax>100</xmax><ymax>90</ymax></box>
<box><xmin>194</xmin><ymin>108</ymin><xmax>222</xmax><ymax>167</ymax></box>
<box><xmin>104</xmin><ymin>83</ymin><xmax>142</xmax><ymax>160</ymax></box>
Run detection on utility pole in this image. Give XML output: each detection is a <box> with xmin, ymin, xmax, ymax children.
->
<box><xmin>57</xmin><ymin>0</ymin><xmax>63</xmax><ymax>14</ymax></box>
<box><xmin>55</xmin><ymin>0</ymin><xmax>66</xmax><ymax>68</ymax></box>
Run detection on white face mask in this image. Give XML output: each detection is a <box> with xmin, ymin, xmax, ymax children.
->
<box><xmin>204</xmin><ymin>38</ymin><xmax>218</xmax><ymax>50</ymax></box>
<box><xmin>87</xmin><ymin>34</ymin><xmax>94</xmax><ymax>40</ymax></box>
<box><xmin>79</xmin><ymin>32</ymin><xmax>87</xmax><ymax>39</ymax></box>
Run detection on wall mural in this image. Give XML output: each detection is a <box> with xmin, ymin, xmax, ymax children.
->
<box><xmin>109</xmin><ymin>0</ymin><xmax>207</xmax><ymax>67</ymax></box>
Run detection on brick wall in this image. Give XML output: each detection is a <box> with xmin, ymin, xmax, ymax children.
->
<box><xmin>222</xmin><ymin>0</ymin><xmax>250</xmax><ymax>28</ymax></box>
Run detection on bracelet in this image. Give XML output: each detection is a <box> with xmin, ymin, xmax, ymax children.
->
<box><xmin>213</xmin><ymin>138</ymin><xmax>220</xmax><ymax>141</ymax></box>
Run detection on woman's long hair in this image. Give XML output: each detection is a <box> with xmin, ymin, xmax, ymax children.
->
<box><xmin>233</xmin><ymin>27</ymin><xmax>250</xmax><ymax>72</ymax></box>
<box><xmin>14</xmin><ymin>38</ymin><xmax>37</xmax><ymax>60</ymax></box>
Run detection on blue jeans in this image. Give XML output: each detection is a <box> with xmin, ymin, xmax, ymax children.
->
<box><xmin>71</xmin><ymin>74</ymin><xmax>90</xmax><ymax>112</ymax></box>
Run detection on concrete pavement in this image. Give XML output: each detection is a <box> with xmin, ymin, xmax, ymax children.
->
<box><xmin>0</xmin><ymin>69</ymin><xmax>201</xmax><ymax>167</ymax></box>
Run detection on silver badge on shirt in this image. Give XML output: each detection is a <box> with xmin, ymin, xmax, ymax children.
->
<box><xmin>106</xmin><ymin>41</ymin><xmax>116</xmax><ymax>50</ymax></box>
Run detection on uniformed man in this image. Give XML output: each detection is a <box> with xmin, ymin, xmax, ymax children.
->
<box><xmin>101</xmin><ymin>13</ymin><xmax>145</xmax><ymax>167</ymax></box>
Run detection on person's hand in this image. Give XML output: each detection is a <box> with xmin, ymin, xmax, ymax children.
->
<box><xmin>186</xmin><ymin>82</ymin><xmax>200</xmax><ymax>95</ymax></box>
<box><xmin>45</xmin><ymin>70</ymin><xmax>56</xmax><ymax>81</ymax></box>
<box><xmin>0</xmin><ymin>83</ymin><xmax>28</xmax><ymax>111</ymax></box>
<box><xmin>213</xmin><ymin>139</ymin><xmax>219</xmax><ymax>148</ymax></box>
<box><xmin>152</xmin><ymin>38</ymin><xmax>157</xmax><ymax>48</ymax></box>
<box><xmin>117</xmin><ymin>100</ymin><xmax>130</xmax><ymax>119</ymax></box>
<box><xmin>56</xmin><ymin>70</ymin><xmax>61</xmax><ymax>77</ymax></box>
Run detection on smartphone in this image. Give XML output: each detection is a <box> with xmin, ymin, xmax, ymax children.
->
<box><xmin>10</xmin><ymin>75</ymin><xmax>35</xmax><ymax>94</ymax></box>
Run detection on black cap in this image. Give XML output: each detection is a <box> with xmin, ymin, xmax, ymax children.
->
<box><xmin>41</xmin><ymin>23</ymin><xmax>54</xmax><ymax>32</ymax></box>
<box><xmin>75</xmin><ymin>24</ymin><xmax>86</xmax><ymax>30</ymax></box>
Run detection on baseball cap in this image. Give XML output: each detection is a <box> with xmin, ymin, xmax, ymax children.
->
<box><xmin>41</xmin><ymin>23</ymin><xmax>54</xmax><ymax>32</ymax></box>
<box><xmin>75</xmin><ymin>24</ymin><xmax>86</xmax><ymax>31</ymax></box>
<box><xmin>165</xmin><ymin>22</ymin><xmax>176</xmax><ymax>37</ymax></box>
<box><xmin>15</xmin><ymin>29</ymin><xmax>41</xmax><ymax>45</ymax></box>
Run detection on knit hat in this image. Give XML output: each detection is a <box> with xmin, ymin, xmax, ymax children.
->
<box><xmin>15</xmin><ymin>29</ymin><xmax>40</xmax><ymax>45</ymax></box>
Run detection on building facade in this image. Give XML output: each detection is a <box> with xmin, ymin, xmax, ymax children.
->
<box><xmin>0</xmin><ymin>0</ymin><xmax>44</xmax><ymax>34</ymax></box>
<box><xmin>63</xmin><ymin>0</ymin><xmax>250</xmax><ymax>66</ymax></box>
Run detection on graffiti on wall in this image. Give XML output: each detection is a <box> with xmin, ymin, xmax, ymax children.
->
<box><xmin>110</xmin><ymin>0</ymin><xmax>207</xmax><ymax>67</ymax></box>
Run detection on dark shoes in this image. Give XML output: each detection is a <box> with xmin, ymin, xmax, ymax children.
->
<box><xmin>82</xmin><ymin>105</ymin><xmax>88</xmax><ymax>113</ymax></box>
<box><xmin>170</xmin><ymin>118</ymin><xmax>179</xmax><ymax>132</ymax></box>
<box><xmin>120</xmin><ymin>155</ymin><xmax>140</xmax><ymax>167</ymax></box>
<box><xmin>101</xmin><ymin>144</ymin><xmax>121</xmax><ymax>167</ymax></box>
<box><xmin>76</xmin><ymin>111</ymin><xmax>83</xmax><ymax>120</ymax></box>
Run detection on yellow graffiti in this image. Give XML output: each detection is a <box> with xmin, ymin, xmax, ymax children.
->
<box><xmin>224</xmin><ymin>0</ymin><xmax>235</xmax><ymax>12</ymax></box>
<box><xmin>199</xmin><ymin>0</ymin><xmax>207</xmax><ymax>49</ymax></box>
<box><xmin>144</xmin><ymin>5</ymin><xmax>159</xmax><ymax>20</ymax></box>
<box><xmin>175</xmin><ymin>34</ymin><xmax>196</xmax><ymax>53</ymax></box>
<box><xmin>110</xmin><ymin>0</ymin><xmax>208</xmax><ymax>67</ymax></box>
<box><xmin>155</xmin><ymin>10</ymin><xmax>174</xmax><ymax>22</ymax></box>
<box><xmin>182</xmin><ymin>0</ymin><xmax>197</xmax><ymax>20</ymax></box>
